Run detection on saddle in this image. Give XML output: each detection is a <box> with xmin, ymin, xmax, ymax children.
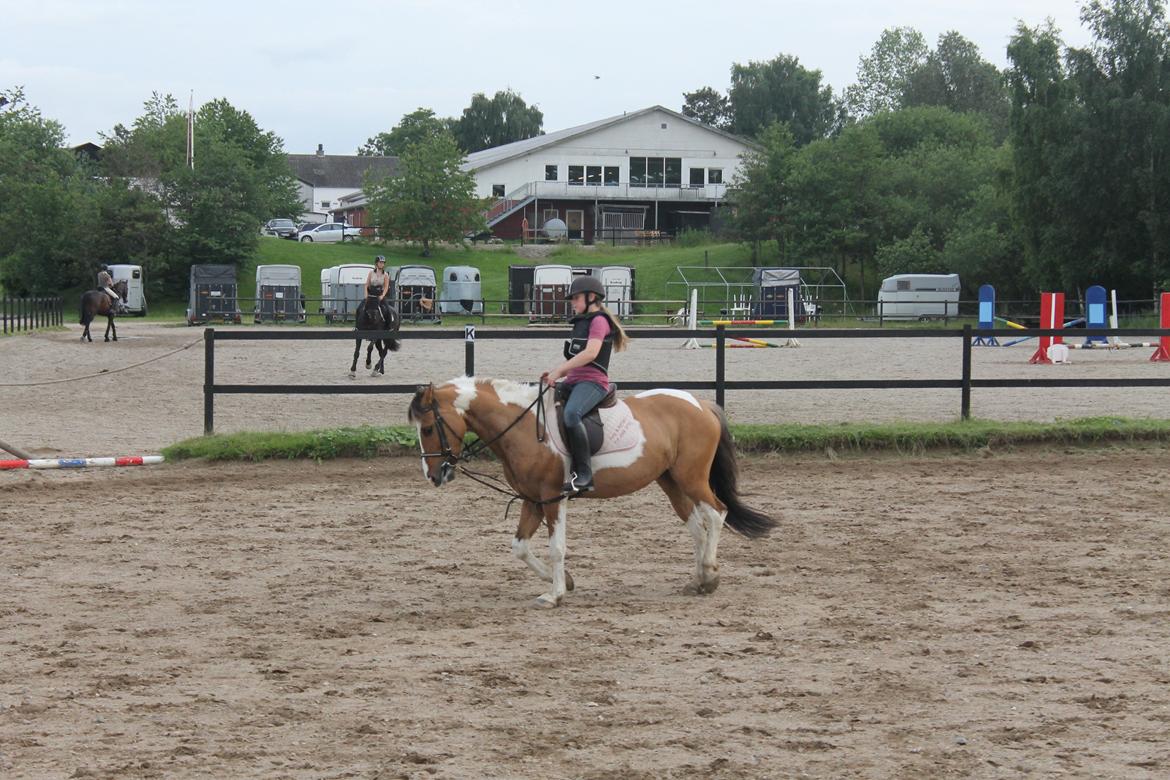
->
<box><xmin>553</xmin><ymin>383</ymin><xmax>619</xmax><ymax>455</ymax></box>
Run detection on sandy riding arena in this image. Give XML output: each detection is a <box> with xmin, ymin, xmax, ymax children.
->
<box><xmin>3</xmin><ymin>448</ymin><xmax>1170</xmax><ymax>778</ymax></box>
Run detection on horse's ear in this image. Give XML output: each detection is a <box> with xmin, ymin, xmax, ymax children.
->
<box><xmin>417</xmin><ymin>384</ymin><xmax>434</xmax><ymax>405</ymax></box>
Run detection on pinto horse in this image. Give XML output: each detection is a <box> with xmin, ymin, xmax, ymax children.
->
<box><xmin>350</xmin><ymin>296</ymin><xmax>401</xmax><ymax>377</ymax></box>
<box><xmin>409</xmin><ymin>377</ymin><xmax>778</xmax><ymax>608</ymax></box>
<box><xmin>79</xmin><ymin>279</ymin><xmax>128</xmax><ymax>343</ymax></box>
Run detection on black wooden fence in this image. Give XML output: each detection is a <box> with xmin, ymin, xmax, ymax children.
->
<box><xmin>201</xmin><ymin>325</ymin><xmax>1170</xmax><ymax>435</ymax></box>
<box><xmin>2</xmin><ymin>297</ymin><xmax>64</xmax><ymax>334</ymax></box>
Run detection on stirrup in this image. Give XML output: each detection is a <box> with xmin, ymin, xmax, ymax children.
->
<box><xmin>562</xmin><ymin>472</ymin><xmax>595</xmax><ymax>496</ymax></box>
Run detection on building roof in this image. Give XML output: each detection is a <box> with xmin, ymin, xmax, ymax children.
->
<box><xmin>462</xmin><ymin>105</ymin><xmax>757</xmax><ymax>171</ymax></box>
<box><xmin>287</xmin><ymin>153</ymin><xmax>398</xmax><ymax>188</ymax></box>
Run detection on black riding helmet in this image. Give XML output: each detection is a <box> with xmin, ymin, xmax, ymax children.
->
<box><xmin>566</xmin><ymin>275</ymin><xmax>605</xmax><ymax>302</ymax></box>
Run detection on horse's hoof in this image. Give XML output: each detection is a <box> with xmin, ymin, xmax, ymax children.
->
<box><xmin>529</xmin><ymin>594</ymin><xmax>560</xmax><ymax>609</ymax></box>
<box><xmin>565</xmin><ymin>572</ymin><xmax>575</xmax><ymax>592</ymax></box>
<box><xmin>683</xmin><ymin>578</ymin><xmax>719</xmax><ymax>596</ymax></box>
<box><xmin>348</xmin><ymin>371</ymin><xmax>356</xmax><ymax>379</ymax></box>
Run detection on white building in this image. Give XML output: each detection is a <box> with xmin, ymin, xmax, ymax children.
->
<box><xmin>466</xmin><ymin>105</ymin><xmax>756</xmax><ymax>242</ymax></box>
<box><xmin>287</xmin><ymin>145</ymin><xmax>397</xmax><ymax>223</ymax></box>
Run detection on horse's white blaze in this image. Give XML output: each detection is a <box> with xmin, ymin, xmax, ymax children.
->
<box><xmin>414</xmin><ymin>423</ymin><xmax>429</xmax><ymax>480</ymax></box>
<box><xmin>633</xmin><ymin>388</ymin><xmax>702</xmax><ymax>408</ymax></box>
<box><xmin>450</xmin><ymin>375</ymin><xmax>477</xmax><ymax>415</ymax></box>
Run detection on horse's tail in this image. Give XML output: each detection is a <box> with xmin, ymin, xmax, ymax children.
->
<box><xmin>707</xmin><ymin>403</ymin><xmax>778</xmax><ymax>538</ymax></box>
<box><xmin>79</xmin><ymin>294</ymin><xmax>91</xmax><ymax>326</ymax></box>
<box><xmin>386</xmin><ymin>306</ymin><xmax>401</xmax><ymax>352</ymax></box>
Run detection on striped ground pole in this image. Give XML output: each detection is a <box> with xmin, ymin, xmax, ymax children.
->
<box><xmin>0</xmin><ymin>455</ymin><xmax>165</xmax><ymax>471</ymax></box>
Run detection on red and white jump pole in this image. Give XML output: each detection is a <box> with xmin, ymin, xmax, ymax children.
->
<box><xmin>1029</xmin><ymin>292</ymin><xmax>1065</xmax><ymax>364</ymax></box>
<box><xmin>0</xmin><ymin>455</ymin><xmax>164</xmax><ymax>471</ymax></box>
<box><xmin>1151</xmin><ymin>292</ymin><xmax>1170</xmax><ymax>362</ymax></box>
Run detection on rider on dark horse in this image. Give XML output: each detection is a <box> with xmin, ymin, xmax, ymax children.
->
<box><xmin>97</xmin><ymin>265</ymin><xmax>128</xmax><ymax>314</ymax></box>
<box><xmin>364</xmin><ymin>256</ymin><xmax>394</xmax><ymax>326</ymax></box>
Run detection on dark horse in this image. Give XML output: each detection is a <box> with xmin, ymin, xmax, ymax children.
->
<box><xmin>350</xmin><ymin>296</ymin><xmax>401</xmax><ymax>377</ymax></box>
<box><xmin>80</xmin><ymin>279</ymin><xmax>128</xmax><ymax>343</ymax></box>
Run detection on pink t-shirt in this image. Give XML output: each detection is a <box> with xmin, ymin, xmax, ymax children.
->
<box><xmin>564</xmin><ymin>315</ymin><xmax>612</xmax><ymax>390</ymax></box>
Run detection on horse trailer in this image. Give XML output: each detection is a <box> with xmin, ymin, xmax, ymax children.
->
<box><xmin>878</xmin><ymin>273</ymin><xmax>961</xmax><ymax>320</ymax></box>
<box><xmin>319</xmin><ymin>268</ymin><xmax>331</xmax><ymax>313</ymax></box>
<box><xmin>598</xmin><ymin>266</ymin><xmax>634</xmax><ymax>319</ymax></box>
<box><xmin>106</xmin><ymin>264</ymin><xmax>147</xmax><ymax>316</ymax></box>
<box><xmin>531</xmin><ymin>264</ymin><xmax>573</xmax><ymax>321</ymax></box>
<box><xmin>508</xmin><ymin>265</ymin><xmax>535</xmax><ymax>314</ymax></box>
<box><xmin>254</xmin><ymin>264</ymin><xmax>304</xmax><ymax>323</ymax></box>
<box><xmin>752</xmin><ymin>268</ymin><xmax>807</xmax><ymax>321</ymax></box>
<box><xmin>325</xmin><ymin>264</ymin><xmax>374</xmax><ymax>323</ymax></box>
<box><xmin>439</xmin><ymin>266</ymin><xmax>483</xmax><ymax>315</ymax></box>
<box><xmin>187</xmin><ymin>264</ymin><xmax>241</xmax><ymax>325</ymax></box>
<box><xmin>395</xmin><ymin>265</ymin><xmax>440</xmax><ymax>323</ymax></box>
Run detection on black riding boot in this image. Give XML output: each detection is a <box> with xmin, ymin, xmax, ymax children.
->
<box><xmin>563</xmin><ymin>422</ymin><xmax>595</xmax><ymax>496</ymax></box>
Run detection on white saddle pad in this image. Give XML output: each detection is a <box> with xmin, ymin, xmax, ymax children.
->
<box><xmin>547</xmin><ymin>399</ymin><xmax>643</xmax><ymax>459</ymax></box>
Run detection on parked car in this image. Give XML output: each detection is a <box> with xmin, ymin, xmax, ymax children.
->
<box><xmin>262</xmin><ymin>218</ymin><xmax>298</xmax><ymax>239</ymax></box>
<box><xmin>296</xmin><ymin>222</ymin><xmax>362</xmax><ymax>243</ymax></box>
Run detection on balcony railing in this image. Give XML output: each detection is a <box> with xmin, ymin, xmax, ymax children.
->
<box><xmin>494</xmin><ymin>180</ymin><xmax>728</xmax><ymax>203</ymax></box>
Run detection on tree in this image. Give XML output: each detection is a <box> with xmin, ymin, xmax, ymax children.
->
<box><xmin>681</xmin><ymin>86</ymin><xmax>732</xmax><ymax>129</ymax></box>
<box><xmin>0</xmin><ymin>87</ymin><xmax>100</xmax><ymax>294</ymax></box>
<box><xmin>365</xmin><ymin>133</ymin><xmax>485</xmax><ymax>256</ymax></box>
<box><xmin>1007</xmin><ymin>1</ymin><xmax>1170</xmax><ymax>296</ymax></box>
<box><xmin>903</xmin><ymin>32</ymin><xmax>1010</xmax><ymax>138</ymax></box>
<box><xmin>727</xmin><ymin>54</ymin><xmax>841</xmax><ymax>144</ymax></box>
<box><xmin>450</xmin><ymin>89</ymin><xmax>543</xmax><ymax>153</ymax></box>
<box><xmin>726</xmin><ymin>123</ymin><xmax>797</xmax><ymax>262</ymax></box>
<box><xmin>358</xmin><ymin>108</ymin><xmax>452</xmax><ymax>156</ymax></box>
<box><xmin>844</xmin><ymin>26</ymin><xmax>930</xmax><ymax>118</ymax></box>
<box><xmin>99</xmin><ymin>94</ymin><xmax>301</xmax><ymax>294</ymax></box>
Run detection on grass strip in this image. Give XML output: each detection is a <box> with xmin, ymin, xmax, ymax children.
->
<box><xmin>163</xmin><ymin>416</ymin><xmax>1170</xmax><ymax>462</ymax></box>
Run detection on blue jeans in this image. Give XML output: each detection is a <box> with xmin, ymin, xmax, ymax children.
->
<box><xmin>562</xmin><ymin>381</ymin><xmax>608</xmax><ymax>427</ymax></box>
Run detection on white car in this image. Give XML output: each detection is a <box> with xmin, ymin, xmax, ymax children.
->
<box><xmin>297</xmin><ymin>223</ymin><xmax>362</xmax><ymax>243</ymax></box>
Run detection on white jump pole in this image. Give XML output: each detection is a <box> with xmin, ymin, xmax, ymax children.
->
<box><xmin>785</xmin><ymin>287</ymin><xmax>801</xmax><ymax>347</ymax></box>
<box><xmin>1109</xmin><ymin>289</ymin><xmax>1121</xmax><ymax>346</ymax></box>
<box><xmin>682</xmin><ymin>288</ymin><xmax>700</xmax><ymax>349</ymax></box>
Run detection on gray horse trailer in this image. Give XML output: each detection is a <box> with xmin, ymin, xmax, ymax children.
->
<box><xmin>255</xmin><ymin>264</ymin><xmax>305</xmax><ymax>323</ymax></box>
<box><xmin>439</xmin><ymin>266</ymin><xmax>483</xmax><ymax>315</ymax></box>
<box><xmin>188</xmin><ymin>264</ymin><xmax>241</xmax><ymax>325</ymax></box>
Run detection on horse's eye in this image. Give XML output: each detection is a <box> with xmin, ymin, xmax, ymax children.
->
<box><xmin>421</xmin><ymin>426</ymin><xmax>433</xmax><ymax>436</ymax></box>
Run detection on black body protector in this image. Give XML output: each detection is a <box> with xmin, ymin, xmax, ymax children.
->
<box><xmin>563</xmin><ymin>310</ymin><xmax>615</xmax><ymax>374</ymax></box>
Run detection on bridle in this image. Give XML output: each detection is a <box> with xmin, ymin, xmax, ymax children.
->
<box><xmin>417</xmin><ymin>381</ymin><xmax>565</xmax><ymax>511</ymax></box>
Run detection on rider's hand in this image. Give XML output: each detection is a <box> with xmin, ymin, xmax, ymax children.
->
<box><xmin>542</xmin><ymin>368</ymin><xmax>561</xmax><ymax>384</ymax></box>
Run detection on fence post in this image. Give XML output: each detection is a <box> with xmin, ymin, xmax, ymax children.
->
<box><xmin>464</xmin><ymin>325</ymin><xmax>475</xmax><ymax>376</ymax></box>
<box><xmin>2</xmin><ymin>296</ymin><xmax>6</xmax><ymax>334</ymax></box>
<box><xmin>961</xmin><ymin>324</ymin><xmax>972</xmax><ymax>420</ymax></box>
<box><xmin>715</xmin><ymin>324</ymin><xmax>726</xmax><ymax>409</ymax></box>
<box><xmin>203</xmin><ymin>328</ymin><xmax>216</xmax><ymax>436</ymax></box>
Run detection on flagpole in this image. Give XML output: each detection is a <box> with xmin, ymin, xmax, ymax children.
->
<box><xmin>186</xmin><ymin>91</ymin><xmax>194</xmax><ymax>170</ymax></box>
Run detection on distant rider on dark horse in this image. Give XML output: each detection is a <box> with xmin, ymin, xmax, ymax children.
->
<box><xmin>365</xmin><ymin>256</ymin><xmax>394</xmax><ymax>326</ymax></box>
<box><xmin>97</xmin><ymin>265</ymin><xmax>128</xmax><ymax>314</ymax></box>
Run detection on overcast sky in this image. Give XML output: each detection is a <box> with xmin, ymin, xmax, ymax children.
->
<box><xmin>7</xmin><ymin>0</ymin><xmax>1093</xmax><ymax>154</ymax></box>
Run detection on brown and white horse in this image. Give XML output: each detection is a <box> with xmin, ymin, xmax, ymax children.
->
<box><xmin>408</xmin><ymin>377</ymin><xmax>777</xmax><ymax>608</ymax></box>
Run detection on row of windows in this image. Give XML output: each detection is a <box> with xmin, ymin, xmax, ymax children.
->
<box><xmin>541</xmin><ymin>161</ymin><xmax>723</xmax><ymax>187</ymax></box>
<box><xmin>491</xmin><ymin>163</ymin><xmax>725</xmax><ymax>197</ymax></box>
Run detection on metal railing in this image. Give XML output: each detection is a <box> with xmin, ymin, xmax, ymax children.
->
<box><xmin>200</xmin><ymin>325</ymin><xmax>1170</xmax><ymax>435</ymax></box>
<box><xmin>2</xmin><ymin>297</ymin><xmax>64</xmax><ymax>334</ymax></box>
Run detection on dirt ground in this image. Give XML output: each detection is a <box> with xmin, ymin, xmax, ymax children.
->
<box><xmin>2</xmin><ymin>323</ymin><xmax>1169</xmax><ymax>458</ymax></box>
<box><xmin>3</xmin><ymin>448</ymin><xmax>1170</xmax><ymax>778</ymax></box>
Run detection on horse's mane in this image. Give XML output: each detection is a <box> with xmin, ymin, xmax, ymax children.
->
<box><xmin>407</xmin><ymin>377</ymin><xmax>543</xmax><ymax>423</ymax></box>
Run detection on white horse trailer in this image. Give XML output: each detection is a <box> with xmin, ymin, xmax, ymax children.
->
<box><xmin>439</xmin><ymin>266</ymin><xmax>483</xmax><ymax>315</ymax></box>
<box><xmin>598</xmin><ymin>266</ymin><xmax>633</xmax><ymax>319</ymax></box>
<box><xmin>877</xmin><ymin>273</ymin><xmax>961</xmax><ymax>320</ymax></box>
<box><xmin>106</xmin><ymin>264</ymin><xmax>147</xmax><ymax>316</ymax></box>
<box><xmin>254</xmin><ymin>264</ymin><xmax>304</xmax><ymax>323</ymax></box>
<box><xmin>319</xmin><ymin>268</ymin><xmax>332</xmax><ymax>313</ymax></box>
<box><xmin>326</xmin><ymin>264</ymin><xmax>373</xmax><ymax>323</ymax></box>
<box><xmin>531</xmin><ymin>264</ymin><xmax>573</xmax><ymax>321</ymax></box>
